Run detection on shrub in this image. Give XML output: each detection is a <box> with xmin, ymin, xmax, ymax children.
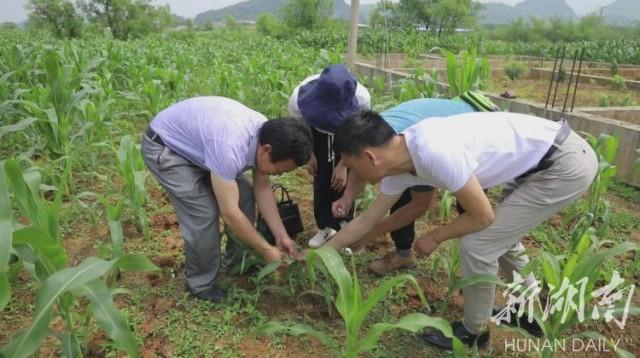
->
<box><xmin>611</xmin><ymin>74</ymin><xmax>626</xmax><ymax>91</ymax></box>
<box><xmin>504</xmin><ymin>62</ymin><xmax>525</xmax><ymax>80</ymax></box>
<box><xmin>598</xmin><ymin>94</ymin><xmax>611</xmax><ymax>107</ymax></box>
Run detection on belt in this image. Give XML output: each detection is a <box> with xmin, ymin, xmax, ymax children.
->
<box><xmin>146</xmin><ymin>127</ymin><xmax>164</xmax><ymax>146</ymax></box>
<box><xmin>518</xmin><ymin>119</ymin><xmax>571</xmax><ymax>179</ymax></box>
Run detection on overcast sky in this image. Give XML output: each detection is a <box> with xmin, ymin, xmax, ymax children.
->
<box><xmin>0</xmin><ymin>0</ymin><xmax>617</xmax><ymax>23</ymax></box>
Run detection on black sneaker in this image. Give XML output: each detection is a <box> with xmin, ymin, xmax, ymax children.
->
<box><xmin>492</xmin><ymin>305</ymin><xmax>543</xmax><ymax>337</ymax></box>
<box><xmin>421</xmin><ymin>321</ymin><xmax>489</xmax><ymax>350</ymax></box>
<box><xmin>186</xmin><ymin>284</ymin><xmax>227</xmax><ymax>304</ymax></box>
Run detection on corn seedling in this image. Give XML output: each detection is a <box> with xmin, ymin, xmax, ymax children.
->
<box><xmin>0</xmin><ymin>160</ymin><xmax>14</xmax><ymax>310</ymax></box>
<box><xmin>439</xmin><ymin>189</ymin><xmax>456</xmax><ymax>224</ymax></box>
<box><xmin>1</xmin><ymin>255</ymin><xmax>159</xmax><ymax>358</ymax></box>
<box><xmin>116</xmin><ymin>135</ymin><xmax>149</xmax><ymax>237</ymax></box>
<box><xmin>444</xmin><ymin>241</ymin><xmax>462</xmax><ymax>296</ymax></box>
<box><xmin>102</xmin><ymin>197</ymin><xmax>125</xmax><ymax>287</ymax></box>
<box><xmin>256</xmin><ymin>246</ymin><xmax>466</xmax><ymax>357</ymax></box>
<box><xmin>517</xmin><ymin>227</ymin><xmax>639</xmax><ymax>358</ymax></box>
<box><xmin>445</xmin><ymin>49</ymin><xmax>490</xmax><ymax>97</ymax></box>
<box><xmin>3</xmin><ymin>159</ymin><xmax>61</xmax><ymax>242</ymax></box>
<box><xmin>570</xmin><ymin>133</ymin><xmax>618</xmax><ymax>240</ymax></box>
<box><xmin>1</xmin><ymin>161</ymin><xmax>159</xmax><ymax>357</ymax></box>
<box><xmin>354</xmin><ymin>184</ymin><xmax>377</xmax><ymax>215</ymax></box>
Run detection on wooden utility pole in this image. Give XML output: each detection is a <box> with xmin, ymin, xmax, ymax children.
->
<box><xmin>346</xmin><ymin>0</ymin><xmax>360</xmax><ymax>71</ymax></box>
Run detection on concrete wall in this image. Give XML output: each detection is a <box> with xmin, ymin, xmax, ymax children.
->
<box><xmin>354</xmin><ymin>62</ymin><xmax>640</xmax><ymax>186</ymax></box>
<box><xmin>529</xmin><ymin>68</ymin><xmax>640</xmax><ymax>91</ymax></box>
<box><xmin>578</xmin><ymin>107</ymin><xmax>640</xmax><ymax>124</ymax></box>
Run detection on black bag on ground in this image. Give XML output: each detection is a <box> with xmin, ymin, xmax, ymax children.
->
<box><xmin>256</xmin><ymin>184</ymin><xmax>304</xmax><ymax>245</ymax></box>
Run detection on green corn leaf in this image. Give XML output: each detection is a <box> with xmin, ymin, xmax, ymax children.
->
<box><xmin>4</xmin><ymin>159</ymin><xmax>40</xmax><ymax>227</ymax></box>
<box><xmin>0</xmin><ymin>161</ymin><xmax>13</xmax><ymax>275</ymax></box>
<box><xmin>356</xmin><ymin>313</ymin><xmax>453</xmax><ymax>356</ymax></box>
<box><xmin>446</xmin><ymin>51</ymin><xmax>458</xmax><ymax>97</ymax></box>
<box><xmin>0</xmin><ymin>118</ymin><xmax>38</xmax><ymax>139</ymax></box>
<box><xmin>77</xmin><ymin>280</ymin><xmax>139</xmax><ymax>358</ymax></box>
<box><xmin>1</xmin><ymin>255</ymin><xmax>156</xmax><ymax>358</ymax></box>
<box><xmin>13</xmin><ymin>226</ymin><xmax>67</xmax><ymax>279</ymax></box>
<box><xmin>307</xmin><ymin>247</ymin><xmax>354</xmax><ymax>321</ymax></box>
<box><xmin>351</xmin><ymin>273</ymin><xmax>427</xmax><ymax>337</ymax></box>
<box><xmin>562</xmin><ymin>227</ymin><xmax>594</xmax><ymax>279</ymax></box>
<box><xmin>59</xmin><ymin>332</ymin><xmax>81</xmax><ymax>358</ymax></box>
<box><xmin>0</xmin><ymin>274</ymin><xmax>9</xmax><ymax>311</ymax></box>
<box><xmin>113</xmin><ymin>254</ymin><xmax>159</xmax><ymax>272</ymax></box>
<box><xmin>257</xmin><ymin>260</ymin><xmax>281</xmax><ymax>282</ymax></box>
<box><xmin>570</xmin><ymin>242</ymin><xmax>637</xmax><ymax>283</ymax></box>
<box><xmin>539</xmin><ymin>251</ymin><xmax>560</xmax><ymax>288</ymax></box>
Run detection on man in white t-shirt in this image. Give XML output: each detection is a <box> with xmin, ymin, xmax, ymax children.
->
<box><xmin>325</xmin><ymin>110</ymin><xmax>598</xmax><ymax>349</ymax></box>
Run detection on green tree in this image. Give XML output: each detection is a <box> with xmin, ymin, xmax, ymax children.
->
<box><xmin>80</xmin><ymin>0</ymin><xmax>172</xmax><ymax>40</ymax></box>
<box><xmin>26</xmin><ymin>0</ymin><xmax>83</xmax><ymax>38</ymax></box>
<box><xmin>432</xmin><ymin>0</ymin><xmax>480</xmax><ymax>36</ymax></box>
<box><xmin>256</xmin><ymin>13</ymin><xmax>285</xmax><ymax>37</ymax></box>
<box><xmin>281</xmin><ymin>0</ymin><xmax>332</xmax><ymax>30</ymax></box>
<box><xmin>383</xmin><ymin>0</ymin><xmax>479</xmax><ymax>33</ymax></box>
<box><xmin>369</xmin><ymin>0</ymin><xmax>398</xmax><ymax>28</ymax></box>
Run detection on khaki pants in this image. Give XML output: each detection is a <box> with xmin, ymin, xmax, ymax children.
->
<box><xmin>141</xmin><ymin>134</ymin><xmax>254</xmax><ymax>294</ymax></box>
<box><xmin>460</xmin><ymin>131</ymin><xmax>598</xmax><ymax>333</ymax></box>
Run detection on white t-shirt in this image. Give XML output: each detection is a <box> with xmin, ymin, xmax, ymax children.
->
<box><xmin>380</xmin><ymin>112</ymin><xmax>561</xmax><ymax>195</ymax></box>
<box><xmin>288</xmin><ymin>73</ymin><xmax>371</xmax><ymax>128</ymax></box>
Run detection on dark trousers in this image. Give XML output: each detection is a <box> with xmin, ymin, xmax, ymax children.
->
<box><xmin>389</xmin><ymin>189</ymin><xmax>416</xmax><ymax>250</ymax></box>
<box><xmin>312</xmin><ymin>128</ymin><xmax>354</xmax><ymax>230</ymax></box>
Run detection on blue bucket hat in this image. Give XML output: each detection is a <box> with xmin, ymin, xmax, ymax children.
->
<box><xmin>297</xmin><ymin>64</ymin><xmax>360</xmax><ymax>133</ymax></box>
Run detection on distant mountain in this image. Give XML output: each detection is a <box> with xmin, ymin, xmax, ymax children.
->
<box><xmin>600</xmin><ymin>0</ymin><xmax>640</xmax><ymax>25</ymax></box>
<box><xmin>478</xmin><ymin>2</ymin><xmax>534</xmax><ymax>25</ymax></box>
<box><xmin>479</xmin><ymin>0</ymin><xmax>578</xmax><ymax>25</ymax></box>
<box><xmin>194</xmin><ymin>0</ymin><xmax>370</xmax><ymax>24</ymax></box>
<box><xmin>515</xmin><ymin>0</ymin><xmax>577</xmax><ymax>20</ymax></box>
<box><xmin>360</xmin><ymin>4</ymin><xmax>376</xmax><ymax>22</ymax></box>
<box><xmin>194</xmin><ymin>0</ymin><xmax>285</xmax><ymax>23</ymax></box>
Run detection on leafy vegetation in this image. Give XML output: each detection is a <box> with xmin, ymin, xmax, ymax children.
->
<box><xmin>256</xmin><ymin>246</ymin><xmax>466</xmax><ymax>357</ymax></box>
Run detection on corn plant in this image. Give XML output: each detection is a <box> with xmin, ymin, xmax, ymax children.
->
<box><xmin>445</xmin><ymin>49</ymin><xmax>490</xmax><ymax>97</ymax></box>
<box><xmin>444</xmin><ymin>241</ymin><xmax>462</xmax><ymax>296</ymax></box>
<box><xmin>102</xmin><ymin>198</ymin><xmax>124</xmax><ymax>287</ymax></box>
<box><xmin>519</xmin><ymin>227</ymin><xmax>639</xmax><ymax>358</ymax></box>
<box><xmin>116</xmin><ymin>135</ymin><xmax>149</xmax><ymax>237</ymax></box>
<box><xmin>1</xmin><ymin>255</ymin><xmax>158</xmax><ymax>358</ymax></box>
<box><xmin>439</xmin><ymin>189</ymin><xmax>456</xmax><ymax>224</ymax></box>
<box><xmin>3</xmin><ymin>159</ymin><xmax>62</xmax><ymax>242</ymax></box>
<box><xmin>570</xmin><ymin>133</ymin><xmax>618</xmax><ymax>240</ymax></box>
<box><xmin>394</xmin><ymin>68</ymin><xmax>439</xmax><ymax>101</ymax></box>
<box><xmin>256</xmin><ymin>246</ymin><xmax>466</xmax><ymax>357</ymax></box>
<box><xmin>0</xmin><ymin>160</ymin><xmax>13</xmax><ymax>310</ymax></box>
<box><xmin>1</xmin><ymin>160</ymin><xmax>159</xmax><ymax>357</ymax></box>
<box><xmin>354</xmin><ymin>184</ymin><xmax>377</xmax><ymax>215</ymax></box>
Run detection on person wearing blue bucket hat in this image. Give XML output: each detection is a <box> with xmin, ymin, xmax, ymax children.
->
<box><xmin>289</xmin><ymin>64</ymin><xmax>371</xmax><ymax>248</ymax></box>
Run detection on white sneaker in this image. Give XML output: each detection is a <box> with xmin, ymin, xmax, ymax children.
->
<box><xmin>308</xmin><ymin>227</ymin><xmax>337</xmax><ymax>248</ymax></box>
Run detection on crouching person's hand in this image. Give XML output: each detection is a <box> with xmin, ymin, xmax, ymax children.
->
<box><xmin>413</xmin><ymin>232</ymin><xmax>441</xmax><ymax>257</ymax></box>
<box><xmin>261</xmin><ymin>245</ymin><xmax>284</xmax><ymax>262</ymax></box>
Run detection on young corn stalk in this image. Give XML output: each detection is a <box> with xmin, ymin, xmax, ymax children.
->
<box><xmin>1</xmin><ymin>160</ymin><xmax>159</xmax><ymax>358</ymax></box>
<box><xmin>102</xmin><ymin>197</ymin><xmax>125</xmax><ymax>287</ymax></box>
<box><xmin>445</xmin><ymin>49</ymin><xmax>490</xmax><ymax>97</ymax></box>
<box><xmin>439</xmin><ymin>189</ymin><xmax>456</xmax><ymax>224</ymax></box>
<box><xmin>518</xmin><ymin>227</ymin><xmax>639</xmax><ymax>358</ymax></box>
<box><xmin>256</xmin><ymin>246</ymin><xmax>467</xmax><ymax>357</ymax></box>
<box><xmin>116</xmin><ymin>135</ymin><xmax>149</xmax><ymax>237</ymax></box>
<box><xmin>570</xmin><ymin>133</ymin><xmax>618</xmax><ymax>241</ymax></box>
<box><xmin>18</xmin><ymin>47</ymin><xmax>100</xmax><ymax>193</ymax></box>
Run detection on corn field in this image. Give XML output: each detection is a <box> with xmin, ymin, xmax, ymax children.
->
<box><xmin>1</xmin><ymin>26</ymin><xmax>639</xmax><ymax>357</ymax></box>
